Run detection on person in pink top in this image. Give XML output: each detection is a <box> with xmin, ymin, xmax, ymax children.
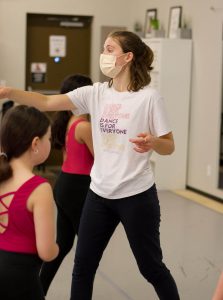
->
<box><xmin>0</xmin><ymin>105</ymin><xmax>59</xmax><ymax>300</ymax></box>
<box><xmin>39</xmin><ymin>74</ymin><xmax>94</xmax><ymax>295</ymax></box>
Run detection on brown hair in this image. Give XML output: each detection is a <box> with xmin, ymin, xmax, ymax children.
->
<box><xmin>108</xmin><ymin>31</ymin><xmax>154</xmax><ymax>92</ymax></box>
<box><xmin>52</xmin><ymin>74</ymin><xmax>93</xmax><ymax>149</ymax></box>
<box><xmin>0</xmin><ymin>105</ymin><xmax>50</xmax><ymax>183</ymax></box>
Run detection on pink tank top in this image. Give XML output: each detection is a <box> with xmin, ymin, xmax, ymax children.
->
<box><xmin>0</xmin><ymin>175</ymin><xmax>47</xmax><ymax>254</ymax></box>
<box><xmin>62</xmin><ymin>119</ymin><xmax>94</xmax><ymax>174</ymax></box>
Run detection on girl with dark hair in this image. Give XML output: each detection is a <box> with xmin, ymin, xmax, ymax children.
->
<box><xmin>0</xmin><ymin>31</ymin><xmax>180</xmax><ymax>299</ymax></box>
<box><xmin>0</xmin><ymin>105</ymin><xmax>59</xmax><ymax>300</ymax></box>
<box><xmin>40</xmin><ymin>74</ymin><xmax>94</xmax><ymax>295</ymax></box>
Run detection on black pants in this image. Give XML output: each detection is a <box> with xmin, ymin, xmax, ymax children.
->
<box><xmin>70</xmin><ymin>185</ymin><xmax>180</xmax><ymax>300</ymax></box>
<box><xmin>39</xmin><ymin>171</ymin><xmax>91</xmax><ymax>295</ymax></box>
<box><xmin>0</xmin><ymin>249</ymin><xmax>44</xmax><ymax>300</ymax></box>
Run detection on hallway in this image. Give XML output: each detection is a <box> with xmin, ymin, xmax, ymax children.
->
<box><xmin>45</xmin><ymin>190</ymin><xmax>223</xmax><ymax>300</ymax></box>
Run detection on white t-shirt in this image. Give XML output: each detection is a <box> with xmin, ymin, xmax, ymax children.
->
<box><xmin>67</xmin><ymin>82</ymin><xmax>171</xmax><ymax>199</ymax></box>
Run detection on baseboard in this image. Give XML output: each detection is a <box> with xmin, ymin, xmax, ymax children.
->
<box><xmin>186</xmin><ymin>185</ymin><xmax>223</xmax><ymax>203</ymax></box>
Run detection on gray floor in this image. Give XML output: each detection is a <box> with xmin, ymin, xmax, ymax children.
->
<box><xmin>46</xmin><ymin>191</ymin><xmax>223</xmax><ymax>300</ymax></box>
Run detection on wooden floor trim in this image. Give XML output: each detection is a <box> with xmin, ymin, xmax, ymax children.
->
<box><xmin>173</xmin><ymin>189</ymin><xmax>223</xmax><ymax>214</ymax></box>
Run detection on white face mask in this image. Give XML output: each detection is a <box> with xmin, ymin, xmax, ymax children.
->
<box><xmin>100</xmin><ymin>53</ymin><xmax>126</xmax><ymax>78</ymax></box>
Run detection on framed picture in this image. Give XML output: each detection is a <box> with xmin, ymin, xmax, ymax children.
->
<box><xmin>144</xmin><ymin>9</ymin><xmax>157</xmax><ymax>38</ymax></box>
<box><xmin>168</xmin><ymin>6</ymin><xmax>182</xmax><ymax>39</ymax></box>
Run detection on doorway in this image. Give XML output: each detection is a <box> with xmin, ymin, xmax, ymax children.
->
<box><xmin>26</xmin><ymin>13</ymin><xmax>93</xmax><ymax>93</ymax></box>
<box><xmin>26</xmin><ymin>13</ymin><xmax>93</xmax><ymax>170</ymax></box>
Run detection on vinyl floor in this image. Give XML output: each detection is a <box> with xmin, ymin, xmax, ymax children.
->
<box><xmin>45</xmin><ymin>190</ymin><xmax>223</xmax><ymax>300</ymax></box>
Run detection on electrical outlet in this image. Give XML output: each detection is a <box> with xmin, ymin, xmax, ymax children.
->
<box><xmin>206</xmin><ymin>164</ymin><xmax>211</xmax><ymax>177</ymax></box>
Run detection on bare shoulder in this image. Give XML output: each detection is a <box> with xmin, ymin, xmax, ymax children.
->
<box><xmin>75</xmin><ymin>120</ymin><xmax>93</xmax><ymax>155</ymax></box>
<box><xmin>32</xmin><ymin>181</ymin><xmax>52</xmax><ymax>196</ymax></box>
<box><xmin>76</xmin><ymin>121</ymin><xmax>92</xmax><ymax>135</ymax></box>
<box><xmin>27</xmin><ymin>182</ymin><xmax>53</xmax><ymax>211</ymax></box>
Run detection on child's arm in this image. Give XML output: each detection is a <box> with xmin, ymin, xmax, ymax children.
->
<box><xmin>28</xmin><ymin>182</ymin><xmax>59</xmax><ymax>261</ymax></box>
<box><xmin>76</xmin><ymin>121</ymin><xmax>94</xmax><ymax>156</ymax></box>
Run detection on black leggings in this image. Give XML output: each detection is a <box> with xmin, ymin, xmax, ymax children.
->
<box><xmin>40</xmin><ymin>171</ymin><xmax>90</xmax><ymax>295</ymax></box>
<box><xmin>0</xmin><ymin>249</ymin><xmax>44</xmax><ymax>300</ymax></box>
<box><xmin>71</xmin><ymin>185</ymin><xmax>180</xmax><ymax>300</ymax></box>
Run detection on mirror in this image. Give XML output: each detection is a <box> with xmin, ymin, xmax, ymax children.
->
<box><xmin>218</xmin><ymin>25</ymin><xmax>223</xmax><ymax>188</ymax></box>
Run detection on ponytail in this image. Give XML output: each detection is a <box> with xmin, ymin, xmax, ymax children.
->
<box><xmin>0</xmin><ymin>153</ymin><xmax>12</xmax><ymax>183</ymax></box>
<box><xmin>51</xmin><ymin>111</ymin><xmax>72</xmax><ymax>149</ymax></box>
<box><xmin>52</xmin><ymin>74</ymin><xmax>93</xmax><ymax>149</ymax></box>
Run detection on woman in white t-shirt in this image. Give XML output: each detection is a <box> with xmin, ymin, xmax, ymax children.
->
<box><xmin>0</xmin><ymin>31</ymin><xmax>180</xmax><ymax>300</ymax></box>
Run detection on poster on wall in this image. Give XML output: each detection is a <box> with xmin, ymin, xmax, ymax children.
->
<box><xmin>49</xmin><ymin>35</ymin><xmax>66</xmax><ymax>57</ymax></box>
<box><xmin>31</xmin><ymin>62</ymin><xmax>47</xmax><ymax>83</ymax></box>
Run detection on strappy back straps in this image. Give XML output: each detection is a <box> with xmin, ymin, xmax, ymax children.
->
<box><xmin>0</xmin><ymin>176</ymin><xmax>47</xmax><ymax>234</ymax></box>
<box><xmin>0</xmin><ymin>192</ymin><xmax>15</xmax><ymax>232</ymax></box>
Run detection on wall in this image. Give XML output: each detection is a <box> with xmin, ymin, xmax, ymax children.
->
<box><xmin>0</xmin><ymin>0</ymin><xmax>132</xmax><ymax>87</ymax></box>
<box><xmin>0</xmin><ymin>0</ymin><xmax>134</xmax><ymax>114</ymax></box>
<box><xmin>129</xmin><ymin>0</ymin><xmax>223</xmax><ymax>198</ymax></box>
<box><xmin>1</xmin><ymin>0</ymin><xmax>223</xmax><ymax>199</ymax></box>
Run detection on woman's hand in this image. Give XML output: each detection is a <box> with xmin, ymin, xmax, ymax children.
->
<box><xmin>129</xmin><ymin>132</ymin><xmax>154</xmax><ymax>153</ymax></box>
<box><xmin>0</xmin><ymin>86</ymin><xmax>11</xmax><ymax>99</ymax></box>
<box><xmin>129</xmin><ymin>132</ymin><xmax>174</xmax><ymax>155</ymax></box>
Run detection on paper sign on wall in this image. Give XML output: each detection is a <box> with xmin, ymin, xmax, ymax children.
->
<box><xmin>49</xmin><ymin>35</ymin><xmax>66</xmax><ymax>57</ymax></box>
<box><xmin>31</xmin><ymin>63</ymin><xmax>47</xmax><ymax>73</ymax></box>
<box><xmin>31</xmin><ymin>63</ymin><xmax>47</xmax><ymax>83</ymax></box>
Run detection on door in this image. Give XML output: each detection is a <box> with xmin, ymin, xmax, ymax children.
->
<box><xmin>26</xmin><ymin>13</ymin><xmax>93</xmax><ymax>93</ymax></box>
<box><xmin>26</xmin><ymin>13</ymin><xmax>93</xmax><ymax>168</ymax></box>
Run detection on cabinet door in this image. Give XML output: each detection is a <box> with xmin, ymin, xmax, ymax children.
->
<box><xmin>143</xmin><ymin>38</ymin><xmax>192</xmax><ymax>189</ymax></box>
<box><xmin>143</xmin><ymin>38</ymin><xmax>162</xmax><ymax>90</ymax></box>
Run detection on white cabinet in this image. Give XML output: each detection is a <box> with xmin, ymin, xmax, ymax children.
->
<box><xmin>143</xmin><ymin>38</ymin><xmax>192</xmax><ymax>190</ymax></box>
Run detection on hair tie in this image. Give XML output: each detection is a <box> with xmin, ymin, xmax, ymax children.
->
<box><xmin>0</xmin><ymin>152</ymin><xmax>7</xmax><ymax>159</ymax></box>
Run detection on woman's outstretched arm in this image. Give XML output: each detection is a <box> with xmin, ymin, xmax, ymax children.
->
<box><xmin>0</xmin><ymin>87</ymin><xmax>75</xmax><ymax>111</ymax></box>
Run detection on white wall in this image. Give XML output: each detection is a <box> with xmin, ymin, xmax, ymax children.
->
<box><xmin>127</xmin><ymin>0</ymin><xmax>223</xmax><ymax>199</ymax></box>
<box><xmin>0</xmin><ymin>0</ymin><xmax>132</xmax><ymax>87</ymax></box>
<box><xmin>1</xmin><ymin>0</ymin><xmax>223</xmax><ymax>199</ymax></box>
<box><xmin>0</xmin><ymin>0</ymin><xmax>134</xmax><ymax>113</ymax></box>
